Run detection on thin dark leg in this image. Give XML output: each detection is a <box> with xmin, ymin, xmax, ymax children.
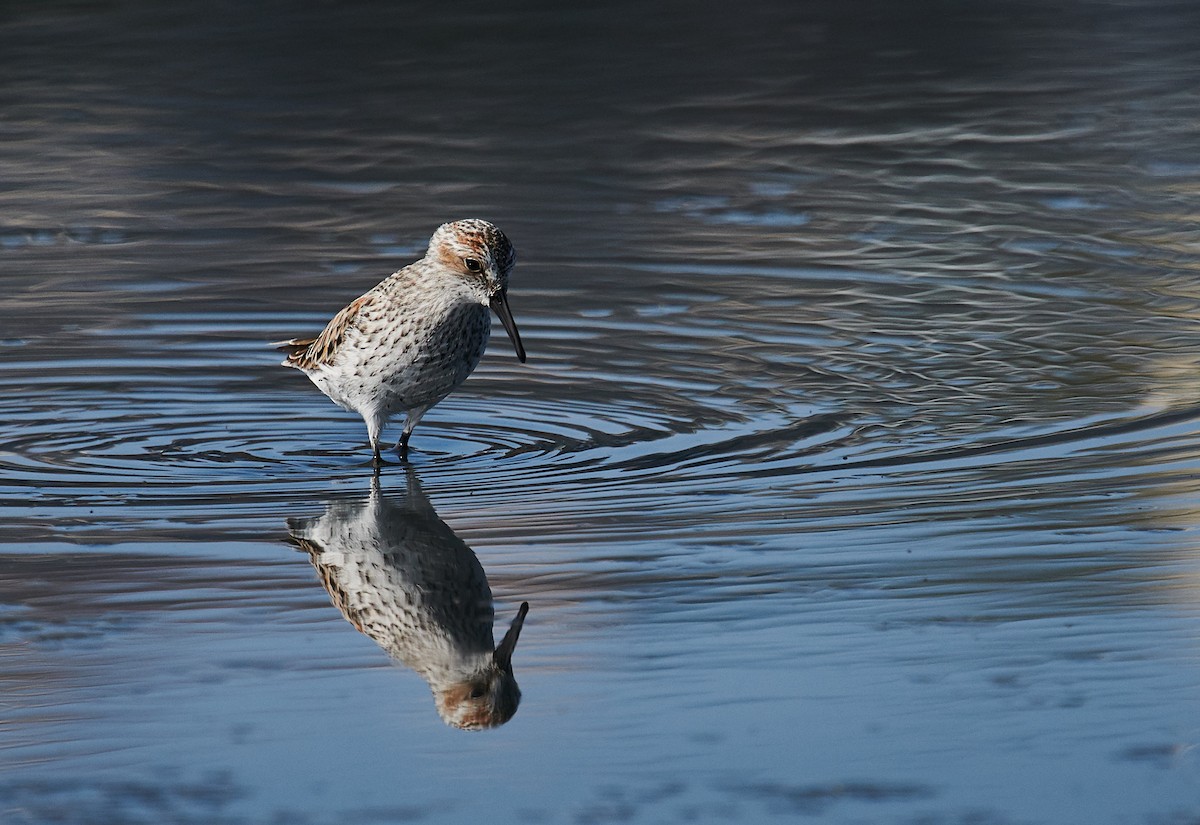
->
<box><xmin>397</xmin><ymin>429</ymin><xmax>411</xmax><ymax>460</ymax></box>
<box><xmin>365</xmin><ymin>415</ymin><xmax>385</xmax><ymax>469</ymax></box>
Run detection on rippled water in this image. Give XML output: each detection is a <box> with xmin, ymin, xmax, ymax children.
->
<box><xmin>3</xmin><ymin>1</ymin><xmax>1200</xmax><ymax>823</ymax></box>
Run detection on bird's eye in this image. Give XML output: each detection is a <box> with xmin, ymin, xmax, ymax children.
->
<box><xmin>468</xmin><ymin>685</ymin><xmax>486</xmax><ymax>699</ymax></box>
<box><xmin>464</xmin><ymin>257</ymin><xmax>482</xmax><ymax>272</ymax></box>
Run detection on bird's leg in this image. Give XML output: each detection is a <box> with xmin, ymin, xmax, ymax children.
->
<box><xmin>396</xmin><ymin>408</ymin><xmax>426</xmax><ymax>460</ymax></box>
<box><xmin>365</xmin><ymin>412</ymin><xmax>385</xmax><ymax>468</ymax></box>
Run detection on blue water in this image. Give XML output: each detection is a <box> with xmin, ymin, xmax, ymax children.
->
<box><xmin>2</xmin><ymin>1</ymin><xmax>1200</xmax><ymax>822</ymax></box>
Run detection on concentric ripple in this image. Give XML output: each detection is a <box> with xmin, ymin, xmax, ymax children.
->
<box><xmin>5</xmin><ymin>261</ymin><xmax>1200</xmax><ymax>547</ymax></box>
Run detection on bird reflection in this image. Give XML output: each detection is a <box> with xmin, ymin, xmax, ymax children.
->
<box><xmin>287</xmin><ymin>468</ymin><xmax>528</xmax><ymax>730</ymax></box>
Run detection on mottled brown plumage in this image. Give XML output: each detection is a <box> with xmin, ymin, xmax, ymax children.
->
<box><xmin>288</xmin><ymin>469</ymin><xmax>528</xmax><ymax>730</ymax></box>
<box><xmin>272</xmin><ymin>219</ymin><xmax>525</xmax><ymax>463</ymax></box>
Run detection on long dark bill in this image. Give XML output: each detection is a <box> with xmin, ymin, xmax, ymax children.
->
<box><xmin>490</xmin><ymin>289</ymin><xmax>527</xmax><ymax>363</ymax></box>
<box><xmin>493</xmin><ymin>601</ymin><xmax>529</xmax><ymax>672</ymax></box>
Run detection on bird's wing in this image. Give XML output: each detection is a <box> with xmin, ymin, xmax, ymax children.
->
<box><xmin>276</xmin><ymin>293</ymin><xmax>374</xmax><ymax>370</ymax></box>
<box><xmin>287</xmin><ymin>534</ymin><xmax>372</xmax><ymax>636</ymax></box>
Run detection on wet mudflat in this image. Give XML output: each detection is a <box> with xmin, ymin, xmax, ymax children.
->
<box><xmin>2</xmin><ymin>1</ymin><xmax>1199</xmax><ymax>822</ymax></box>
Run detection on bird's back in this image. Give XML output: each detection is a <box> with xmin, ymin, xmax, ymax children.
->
<box><xmin>276</xmin><ymin>266</ymin><xmax>492</xmax><ymax>416</ymax></box>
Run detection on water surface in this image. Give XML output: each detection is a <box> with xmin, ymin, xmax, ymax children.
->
<box><xmin>2</xmin><ymin>1</ymin><xmax>1200</xmax><ymax>823</ymax></box>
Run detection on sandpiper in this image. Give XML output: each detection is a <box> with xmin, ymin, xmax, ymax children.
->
<box><xmin>273</xmin><ymin>219</ymin><xmax>525</xmax><ymax>463</ymax></box>
<box><xmin>289</xmin><ymin>470</ymin><xmax>528</xmax><ymax>729</ymax></box>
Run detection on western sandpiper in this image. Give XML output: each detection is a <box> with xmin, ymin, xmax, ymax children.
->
<box><xmin>273</xmin><ymin>219</ymin><xmax>525</xmax><ymax>463</ymax></box>
<box><xmin>289</xmin><ymin>470</ymin><xmax>528</xmax><ymax>729</ymax></box>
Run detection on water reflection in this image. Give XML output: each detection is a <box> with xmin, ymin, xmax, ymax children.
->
<box><xmin>287</xmin><ymin>468</ymin><xmax>528</xmax><ymax>730</ymax></box>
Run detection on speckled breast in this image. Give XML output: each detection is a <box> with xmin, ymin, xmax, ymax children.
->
<box><xmin>377</xmin><ymin>301</ymin><xmax>492</xmax><ymax>411</ymax></box>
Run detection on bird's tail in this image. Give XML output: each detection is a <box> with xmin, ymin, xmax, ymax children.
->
<box><xmin>270</xmin><ymin>337</ymin><xmax>316</xmax><ymax>361</ymax></box>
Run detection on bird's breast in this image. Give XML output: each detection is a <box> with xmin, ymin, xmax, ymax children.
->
<box><xmin>345</xmin><ymin>299</ymin><xmax>490</xmax><ymax>407</ymax></box>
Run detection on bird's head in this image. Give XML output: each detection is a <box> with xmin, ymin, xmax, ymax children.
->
<box><xmin>433</xmin><ymin>601</ymin><xmax>529</xmax><ymax>730</ymax></box>
<box><xmin>428</xmin><ymin>219</ymin><xmax>525</xmax><ymax>363</ymax></box>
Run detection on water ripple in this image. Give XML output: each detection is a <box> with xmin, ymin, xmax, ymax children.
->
<box><xmin>3</xmin><ymin>292</ymin><xmax>1200</xmax><ymax>550</ymax></box>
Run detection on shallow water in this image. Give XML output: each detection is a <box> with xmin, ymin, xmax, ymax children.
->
<box><xmin>3</xmin><ymin>1</ymin><xmax>1200</xmax><ymax>822</ymax></box>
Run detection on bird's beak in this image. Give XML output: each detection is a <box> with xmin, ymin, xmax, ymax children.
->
<box><xmin>493</xmin><ymin>601</ymin><xmax>529</xmax><ymax>673</ymax></box>
<box><xmin>490</xmin><ymin>289</ymin><xmax>527</xmax><ymax>363</ymax></box>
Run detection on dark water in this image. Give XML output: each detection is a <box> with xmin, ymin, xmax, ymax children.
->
<box><xmin>3</xmin><ymin>1</ymin><xmax>1200</xmax><ymax>822</ymax></box>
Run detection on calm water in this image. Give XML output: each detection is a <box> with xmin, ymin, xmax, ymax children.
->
<box><xmin>3</xmin><ymin>1</ymin><xmax>1200</xmax><ymax>822</ymax></box>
